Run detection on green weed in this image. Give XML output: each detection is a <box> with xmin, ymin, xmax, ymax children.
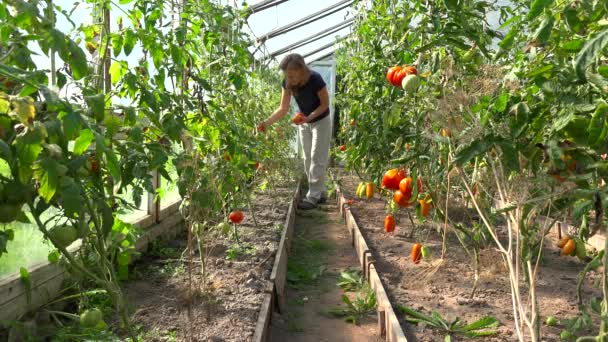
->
<box><xmin>396</xmin><ymin>305</ymin><xmax>500</xmax><ymax>340</ymax></box>
<box><xmin>327</xmin><ymin>284</ymin><xmax>377</xmax><ymax>325</ymax></box>
<box><xmin>225</xmin><ymin>243</ymin><xmax>256</xmax><ymax>260</ymax></box>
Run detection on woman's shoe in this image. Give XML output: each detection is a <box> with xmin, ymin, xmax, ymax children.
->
<box><xmin>298</xmin><ymin>200</ymin><xmax>318</xmax><ymax>210</ymax></box>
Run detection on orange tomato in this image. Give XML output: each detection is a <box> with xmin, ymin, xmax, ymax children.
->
<box><xmin>557</xmin><ymin>236</ymin><xmax>571</xmax><ymax>248</ymax></box>
<box><xmin>350</xmin><ymin>119</ymin><xmax>356</xmax><ymax>126</ymax></box>
<box><xmin>411</xmin><ymin>243</ymin><xmax>422</xmax><ymax>264</ymax></box>
<box><xmin>384</xmin><ymin>214</ymin><xmax>396</xmax><ymax>233</ymax></box>
<box><xmin>292</xmin><ymin>112</ymin><xmax>305</xmax><ymax>125</ymax></box>
<box><xmin>393</xmin><ymin>190</ymin><xmax>411</xmax><ymax>208</ymax></box>
<box><xmin>399</xmin><ymin>177</ymin><xmax>413</xmax><ymax>198</ymax></box>
<box><xmin>366</xmin><ymin>183</ymin><xmax>374</xmax><ymax>199</ymax></box>
<box><xmin>419</xmin><ymin>194</ymin><xmax>432</xmax><ymax>217</ymax></box>
<box><xmin>562</xmin><ymin>239</ymin><xmax>576</xmax><ymax>256</ymax></box>
<box><xmin>382</xmin><ymin>169</ymin><xmax>400</xmax><ymax>190</ymax></box>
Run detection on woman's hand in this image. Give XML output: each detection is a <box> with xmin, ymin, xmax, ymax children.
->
<box><xmin>300</xmin><ymin>115</ymin><xmax>312</xmax><ymax>124</ymax></box>
<box><xmin>257</xmin><ymin>121</ymin><xmax>268</xmax><ymax>133</ymax></box>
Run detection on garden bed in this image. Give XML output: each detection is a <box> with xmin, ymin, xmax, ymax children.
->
<box><xmin>336</xmin><ymin>171</ymin><xmax>601</xmax><ymax>341</ymax></box>
<box><xmin>118</xmin><ymin>181</ymin><xmax>298</xmax><ymax>341</ymax></box>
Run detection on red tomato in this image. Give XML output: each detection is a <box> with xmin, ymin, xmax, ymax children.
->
<box><xmin>350</xmin><ymin>119</ymin><xmax>356</xmax><ymax>126</ymax></box>
<box><xmin>339</xmin><ymin>145</ymin><xmax>347</xmax><ymax>152</ymax></box>
<box><xmin>229</xmin><ymin>211</ymin><xmax>244</xmax><ymax>224</ymax></box>
<box><xmin>394</xmin><ymin>69</ymin><xmax>408</xmax><ymax>86</ymax></box>
<box><xmin>89</xmin><ymin>157</ymin><xmax>100</xmax><ymax>173</ymax></box>
<box><xmin>387</xmin><ymin>66</ymin><xmax>401</xmax><ymax>85</ymax></box>
<box><xmin>403</xmin><ymin>65</ymin><xmax>418</xmax><ymax>75</ymax></box>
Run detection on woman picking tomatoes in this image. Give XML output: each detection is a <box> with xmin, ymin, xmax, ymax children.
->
<box><xmin>257</xmin><ymin>54</ymin><xmax>331</xmax><ymax>210</ymax></box>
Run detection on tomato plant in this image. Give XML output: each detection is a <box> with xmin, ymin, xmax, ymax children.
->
<box><xmin>0</xmin><ymin>0</ymin><xmax>297</xmax><ymax>338</ymax></box>
<box><xmin>336</xmin><ymin>0</ymin><xmax>608</xmax><ymax>340</ymax></box>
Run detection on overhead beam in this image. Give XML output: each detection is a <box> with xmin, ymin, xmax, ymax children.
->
<box><xmin>244</xmin><ymin>0</ymin><xmax>291</xmax><ymax>19</ymax></box>
<box><xmin>268</xmin><ymin>18</ymin><xmax>353</xmax><ymax>59</ymax></box>
<box><xmin>257</xmin><ymin>0</ymin><xmax>354</xmax><ymax>43</ymax></box>
<box><xmin>301</xmin><ymin>34</ymin><xmax>349</xmax><ymax>60</ymax></box>
<box><xmin>308</xmin><ymin>50</ymin><xmax>336</xmax><ymax>63</ymax></box>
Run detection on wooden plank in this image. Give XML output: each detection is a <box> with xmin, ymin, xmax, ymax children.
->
<box><xmin>336</xmin><ymin>187</ymin><xmax>408</xmax><ymax>342</ymax></box>
<box><xmin>283</xmin><ymin>198</ymin><xmax>296</xmax><ymax>253</ymax></box>
<box><xmin>252</xmin><ymin>293</ymin><xmax>273</xmax><ymax>342</ymax></box>
<box><xmin>369</xmin><ymin>265</ymin><xmax>407</xmax><ymax>342</ymax></box>
<box><xmin>0</xmin><ymin>266</ymin><xmax>67</xmax><ymax>324</ymax></box>
<box><xmin>269</xmin><ymin>180</ymin><xmax>300</xmax><ymax>314</ymax></box>
<box><xmin>270</xmin><ymin>241</ymin><xmax>288</xmax><ymax>313</ymax></box>
<box><xmin>378</xmin><ymin>309</ymin><xmax>387</xmax><ymax>338</ymax></box>
<box><xmin>134</xmin><ymin>212</ymin><xmax>184</xmax><ymax>251</ymax></box>
<box><xmin>158</xmin><ymin>200</ymin><xmax>181</xmax><ymax>221</ymax></box>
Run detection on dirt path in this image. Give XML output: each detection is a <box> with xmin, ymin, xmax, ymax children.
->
<box><xmin>269</xmin><ymin>202</ymin><xmax>384</xmax><ymax>342</ymax></box>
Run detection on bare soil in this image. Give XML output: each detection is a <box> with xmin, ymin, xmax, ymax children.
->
<box><xmin>337</xmin><ymin>172</ymin><xmax>602</xmax><ymax>341</ymax></box>
<box><xmin>269</xmin><ymin>200</ymin><xmax>384</xmax><ymax>342</ymax></box>
<box><xmin>120</xmin><ymin>183</ymin><xmax>296</xmax><ymax>341</ymax></box>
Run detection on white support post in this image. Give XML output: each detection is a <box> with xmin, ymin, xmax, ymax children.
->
<box><xmin>148</xmin><ymin>170</ymin><xmax>161</xmax><ymax>222</ymax></box>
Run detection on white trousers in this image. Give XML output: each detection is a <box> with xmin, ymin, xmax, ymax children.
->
<box><xmin>298</xmin><ymin>115</ymin><xmax>331</xmax><ymax>203</ymax></box>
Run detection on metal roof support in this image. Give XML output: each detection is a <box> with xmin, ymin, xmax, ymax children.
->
<box><xmin>301</xmin><ymin>34</ymin><xmax>349</xmax><ymax>59</ymax></box>
<box><xmin>244</xmin><ymin>0</ymin><xmax>291</xmax><ymax>19</ymax></box>
<box><xmin>268</xmin><ymin>18</ymin><xmax>353</xmax><ymax>58</ymax></box>
<box><xmin>256</xmin><ymin>0</ymin><xmax>354</xmax><ymax>43</ymax></box>
<box><xmin>308</xmin><ymin>50</ymin><xmax>336</xmax><ymax>63</ymax></box>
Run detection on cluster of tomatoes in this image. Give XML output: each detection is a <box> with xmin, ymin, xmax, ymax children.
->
<box><xmin>386</xmin><ymin>65</ymin><xmax>417</xmax><ymax>87</ymax></box>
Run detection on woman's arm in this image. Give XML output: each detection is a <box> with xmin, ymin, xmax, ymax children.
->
<box><xmin>261</xmin><ymin>88</ymin><xmax>292</xmax><ymax>129</ymax></box>
<box><xmin>301</xmin><ymin>86</ymin><xmax>329</xmax><ymax>123</ymax></box>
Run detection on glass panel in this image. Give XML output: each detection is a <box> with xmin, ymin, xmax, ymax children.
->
<box><xmin>159</xmin><ymin>158</ymin><xmax>181</xmax><ymax>209</ymax></box>
<box><xmin>0</xmin><ymin>208</ymin><xmax>58</xmax><ymax>279</ymax></box>
<box><xmin>116</xmin><ymin>184</ymin><xmax>149</xmax><ymax>223</ymax></box>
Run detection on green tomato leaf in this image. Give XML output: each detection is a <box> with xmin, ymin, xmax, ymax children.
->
<box><xmin>109</xmin><ymin>61</ymin><xmax>127</xmax><ymax>85</ymax></box>
<box><xmin>561</xmin><ymin>39</ymin><xmax>585</xmax><ymax>53</ymax></box>
<box><xmin>20</xmin><ymin>267</ymin><xmax>32</xmax><ymax>304</ymax></box>
<box><xmin>574</xmin><ymin>28</ymin><xmax>608</xmax><ymax>81</ymax></box>
<box><xmin>17</xmin><ymin>143</ymin><xmax>43</xmax><ymax>184</ymax></box>
<box><xmin>112</xmin><ymin>33</ymin><xmax>123</xmax><ymax>57</ymax></box>
<box><xmin>35</xmin><ymin>158</ymin><xmax>60</xmax><ymax>203</ymax></box>
<box><xmin>66</xmin><ymin>40</ymin><xmax>89</xmax><ymax>80</ymax></box>
<box><xmin>527</xmin><ymin>0</ymin><xmax>554</xmax><ymax>20</ymax></box>
<box><xmin>73</xmin><ymin>129</ymin><xmax>94</xmax><ymax>156</ymax></box>
<box><xmin>60</xmin><ymin>176</ymin><xmax>82</xmax><ymax>216</ymax></box>
<box><xmin>453</xmin><ymin>137</ymin><xmax>492</xmax><ymax>166</ymax></box>
<box><xmin>105</xmin><ymin>149</ymin><xmax>121</xmax><ymax>183</ymax></box>
<box><xmin>123</xmin><ymin>29</ymin><xmax>136</xmax><ymax>56</ymax></box>
<box><xmin>59</xmin><ymin>110</ymin><xmax>81</xmax><ymax>140</ymax></box>
<box><xmin>589</xmin><ymin>102</ymin><xmax>608</xmax><ymax>146</ymax></box>
<box><xmin>531</xmin><ymin>15</ymin><xmax>554</xmax><ymax>46</ymax></box>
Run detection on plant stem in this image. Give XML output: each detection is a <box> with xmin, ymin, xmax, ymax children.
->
<box><xmin>600</xmin><ymin>228</ymin><xmax>608</xmax><ymax>342</ymax></box>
